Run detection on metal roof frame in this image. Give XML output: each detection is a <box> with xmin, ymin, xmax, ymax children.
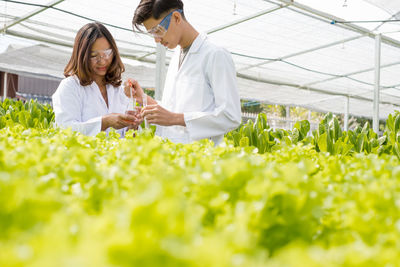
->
<box><xmin>206</xmin><ymin>5</ymin><xmax>287</xmax><ymax>34</ymax></box>
<box><xmin>0</xmin><ymin>0</ymin><xmax>64</xmax><ymax>32</ymax></box>
<box><xmin>233</xmin><ymin>0</ymin><xmax>400</xmax><ymax>84</ymax></box>
<box><xmin>1</xmin><ymin>0</ymin><xmax>400</xmax><ymax>120</ymax></box>
<box><xmin>303</xmin><ymin>60</ymin><xmax>400</xmax><ymax>87</ymax></box>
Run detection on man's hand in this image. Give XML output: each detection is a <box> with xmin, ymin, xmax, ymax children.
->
<box><xmin>124</xmin><ymin>79</ymin><xmax>158</xmax><ymax>106</ymax></box>
<box><xmin>126</xmin><ymin>108</ymin><xmax>143</xmax><ymax>130</ymax></box>
<box><xmin>141</xmin><ymin>104</ymin><xmax>185</xmax><ymax>126</ymax></box>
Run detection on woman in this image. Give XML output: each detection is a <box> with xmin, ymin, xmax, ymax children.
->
<box><xmin>52</xmin><ymin>22</ymin><xmax>141</xmax><ymax>137</ymax></box>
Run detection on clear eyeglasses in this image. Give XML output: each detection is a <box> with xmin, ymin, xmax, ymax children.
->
<box><xmin>90</xmin><ymin>48</ymin><xmax>113</xmax><ymax>63</ymax></box>
<box><xmin>147</xmin><ymin>9</ymin><xmax>183</xmax><ymax>38</ymax></box>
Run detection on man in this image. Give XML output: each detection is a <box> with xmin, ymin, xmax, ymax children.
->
<box><xmin>129</xmin><ymin>0</ymin><xmax>241</xmax><ymax>145</ymax></box>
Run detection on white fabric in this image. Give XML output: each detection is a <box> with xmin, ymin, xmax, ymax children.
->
<box><xmin>363</xmin><ymin>0</ymin><xmax>400</xmax><ymax>17</ymax></box>
<box><xmin>157</xmin><ymin>33</ymin><xmax>241</xmax><ymax>145</ymax></box>
<box><xmin>52</xmin><ymin>75</ymin><xmax>130</xmax><ymax>137</ymax></box>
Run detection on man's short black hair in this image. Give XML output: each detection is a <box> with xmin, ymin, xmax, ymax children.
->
<box><xmin>132</xmin><ymin>0</ymin><xmax>185</xmax><ymax>32</ymax></box>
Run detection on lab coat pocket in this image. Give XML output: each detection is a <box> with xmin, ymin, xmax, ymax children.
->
<box><xmin>176</xmin><ymin>77</ymin><xmax>205</xmax><ymax>112</ymax></box>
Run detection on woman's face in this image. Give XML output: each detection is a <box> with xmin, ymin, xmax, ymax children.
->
<box><xmin>89</xmin><ymin>37</ymin><xmax>113</xmax><ymax>80</ymax></box>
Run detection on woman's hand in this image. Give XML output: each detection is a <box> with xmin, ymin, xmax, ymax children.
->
<box><xmin>141</xmin><ymin>104</ymin><xmax>185</xmax><ymax>126</ymax></box>
<box><xmin>124</xmin><ymin>78</ymin><xmax>157</xmax><ymax>106</ymax></box>
<box><xmin>126</xmin><ymin>108</ymin><xmax>143</xmax><ymax>130</ymax></box>
<box><xmin>101</xmin><ymin>112</ymin><xmax>140</xmax><ymax>131</ymax></box>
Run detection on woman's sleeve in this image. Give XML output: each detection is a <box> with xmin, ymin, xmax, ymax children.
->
<box><xmin>52</xmin><ymin>79</ymin><xmax>102</xmax><ymax>136</ymax></box>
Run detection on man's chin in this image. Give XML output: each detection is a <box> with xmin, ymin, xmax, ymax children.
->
<box><xmin>167</xmin><ymin>43</ymin><xmax>178</xmax><ymax>49</ymax></box>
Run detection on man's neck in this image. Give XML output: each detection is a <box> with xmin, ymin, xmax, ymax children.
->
<box><xmin>179</xmin><ymin>23</ymin><xmax>199</xmax><ymax>49</ymax></box>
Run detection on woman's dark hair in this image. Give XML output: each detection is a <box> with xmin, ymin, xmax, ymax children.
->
<box><xmin>132</xmin><ymin>0</ymin><xmax>185</xmax><ymax>32</ymax></box>
<box><xmin>64</xmin><ymin>22</ymin><xmax>124</xmax><ymax>87</ymax></box>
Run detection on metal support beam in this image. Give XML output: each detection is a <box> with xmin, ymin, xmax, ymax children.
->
<box><xmin>238</xmin><ymin>35</ymin><xmax>364</xmax><ymax>72</ymax></box>
<box><xmin>297</xmin><ymin>94</ymin><xmax>342</xmax><ymax>106</ymax></box>
<box><xmin>373</xmin><ymin>34</ymin><xmax>381</xmax><ymax>134</ymax></box>
<box><xmin>16</xmin><ymin>20</ymin><xmax>155</xmax><ymax>50</ymax></box>
<box><xmin>19</xmin><ymin>22</ymin><xmax>150</xmax><ymax>56</ymax></box>
<box><xmin>236</xmin><ymin>72</ymin><xmax>400</xmax><ymax>107</ymax></box>
<box><xmin>207</xmin><ymin>5</ymin><xmax>287</xmax><ymax>34</ymax></box>
<box><xmin>344</xmin><ymin>96</ymin><xmax>349</xmax><ymax>131</ymax></box>
<box><xmin>0</xmin><ymin>12</ymin><xmax>154</xmax><ymax>49</ymax></box>
<box><xmin>274</xmin><ymin>0</ymin><xmax>400</xmax><ymax>49</ymax></box>
<box><xmin>0</xmin><ymin>0</ymin><xmax>65</xmax><ymax>33</ymax></box>
<box><xmin>5</xmin><ymin>29</ymin><xmax>158</xmax><ymax>64</ymax></box>
<box><xmin>155</xmin><ymin>43</ymin><xmax>166</xmax><ymax>101</ymax></box>
<box><xmin>302</xmin><ymin>60</ymin><xmax>400</xmax><ymax>87</ymax></box>
<box><xmin>137</xmin><ymin>51</ymin><xmax>156</xmax><ymax>61</ymax></box>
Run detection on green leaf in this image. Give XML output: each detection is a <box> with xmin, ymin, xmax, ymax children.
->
<box><xmin>394</xmin><ymin>142</ymin><xmax>400</xmax><ymax>159</ymax></box>
<box><xmin>395</xmin><ymin>114</ymin><xmax>400</xmax><ymax>133</ymax></box>
<box><xmin>239</xmin><ymin>136</ymin><xmax>249</xmax><ymax>147</ymax></box>
<box><xmin>317</xmin><ymin>132</ymin><xmax>328</xmax><ymax>152</ymax></box>
<box><xmin>333</xmin><ymin>117</ymin><xmax>342</xmax><ymax>141</ymax></box>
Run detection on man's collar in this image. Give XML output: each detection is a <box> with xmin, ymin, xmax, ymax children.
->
<box><xmin>187</xmin><ymin>32</ymin><xmax>206</xmax><ymax>54</ymax></box>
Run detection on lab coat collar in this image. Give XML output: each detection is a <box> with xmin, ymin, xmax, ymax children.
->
<box><xmin>186</xmin><ymin>32</ymin><xmax>207</xmax><ymax>54</ymax></box>
<box><xmin>91</xmin><ymin>81</ymin><xmax>112</xmax><ymax>111</ymax></box>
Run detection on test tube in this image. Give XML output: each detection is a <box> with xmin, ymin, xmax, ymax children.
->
<box><xmin>125</xmin><ymin>81</ymin><xmax>136</xmax><ymax>113</ymax></box>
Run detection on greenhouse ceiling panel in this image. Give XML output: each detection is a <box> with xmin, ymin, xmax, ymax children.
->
<box><xmin>1</xmin><ymin>0</ymin><xmax>400</xmax><ymax>119</ymax></box>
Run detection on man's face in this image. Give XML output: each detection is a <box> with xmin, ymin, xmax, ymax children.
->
<box><xmin>143</xmin><ymin>10</ymin><xmax>182</xmax><ymax>49</ymax></box>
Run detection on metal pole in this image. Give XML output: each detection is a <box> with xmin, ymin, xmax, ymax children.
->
<box><xmin>274</xmin><ymin>0</ymin><xmax>400</xmax><ymax>49</ymax></box>
<box><xmin>373</xmin><ymin>34</ymin><xmax>381</xmax><ymax>133</ymax></box>
<box><xmin>344</xmin><ymin>96</ymin><xmax>349</xmax><ymax>131</ymax></box>
<box><xmin>3</xmin><ymin>72</ymin><xmax>8</xmax><ymax>99</ymax></box>
<box><xmin>155</xmin><ymin>43</ymin><xmax>166</xmax><ymax>101</ymax></box>
<box><xmin>207</xmin><ymin>5</ymin><xmax>286</xmax><ymax>34</ymax></box>
<box><xmin>0</xmin><ymin>0</ymin><xmax>65</xmax><ymax>33</ymax></box>
<box><xmin>236</xmin><ymin>72</ymin><xmax>399</xmax><ymax>107</ymax></box>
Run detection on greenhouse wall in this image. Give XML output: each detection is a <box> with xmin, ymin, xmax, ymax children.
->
<box><xmin>0</xmin><ymin>72</ymin><xmax>18</xmax><ymax>99</ymax></box>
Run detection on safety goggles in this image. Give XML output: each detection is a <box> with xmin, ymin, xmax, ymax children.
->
<box><xmin>147</xmin><ymin>9</ymin><xmax>183</xmax><ymax>38</ymax></box>
<box><xmin>90</xmin><ymin>48</ymin><xmax>113</xmax><ymax>63</ymax></box>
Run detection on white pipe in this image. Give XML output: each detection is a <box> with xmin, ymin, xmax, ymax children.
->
<box><xmin>275</xmin><ymin>0</ymin><xmax>400</xmax><ymax>49</ymax></box>
<box><xmin>155</xmin><ymin>43</ymin><xmax>166</xmax><ymax>101</ymax></box>
<box><xmin>207</xmin><ymin>5</ymin><xmax>286</xmax><ymax>34</ymax></box>
<box><xmin>0</xmin><ymin>0</ymin><xmax>65</xmax><ymax>33</ymax></box>
<box><xmin>373</xmin><ymin>34</ymin><xmax>381</xmax><ymax>134</ymax></box>
<box><xmin>344</xmin><ymin>96</ymin><xmax>349</xmax><ymax>131</ymax></box>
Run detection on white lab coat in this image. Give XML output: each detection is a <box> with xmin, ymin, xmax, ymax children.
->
<box><xmin>157</xmin><ymin>33</ymin><xmax>241</xmax><ymax>145</ymax></box>
<box><xmin>52</xmin><ymin>75</ymin><xmax>130</xmax><ymax>137</ymax></box>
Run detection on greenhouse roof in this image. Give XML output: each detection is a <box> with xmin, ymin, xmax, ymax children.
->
<box><xmin>0</xmin><ymin>43</ymin><xmax>156</xmax><ymax>87</ymax></box>
<box><xmin>1</xmin><ymin>0</ymin><xmax>400</xmax><ymax>119</ymax></box>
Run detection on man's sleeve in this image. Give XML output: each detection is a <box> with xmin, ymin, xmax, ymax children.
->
<box><xmin>184</xmin><ymin>48</ymin><xmax>241</xmax><ymax>140</ymax></box>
